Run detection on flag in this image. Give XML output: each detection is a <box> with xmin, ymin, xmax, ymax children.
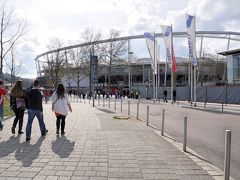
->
<box><xmin>186</xmin><ymin>14</ymin><xmax>197</xmax><ymax>66</ymax></box>
<box><xmin>144</xmin><ymin>32</ymin><xmax>157</xmax><ymax>74</ymax></box>
<box><xmin>161</xmin><ymin>25</ymin><xmax>177</xmax><ymax>72</ymax></box>
<box><xmin>172</xmin><ymin>45</ymin><xmax>177</xmax><ymax>73</ymax></box>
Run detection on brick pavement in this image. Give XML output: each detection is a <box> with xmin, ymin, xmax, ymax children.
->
<box><xmin>0</xmin><ymin>102</ymin><xmax>215</xmax><ymax>179</ymax></box>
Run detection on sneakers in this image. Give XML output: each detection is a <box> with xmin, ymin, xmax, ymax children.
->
<box><xmin>26</xmin><ymin>137</ymin><xmax>31</xmax><ymax>141</ymax></box>
<box><xmin>11</xmin><ymin>127</ymin><xmax>15</xmax><ymax>134</ymax></box>
<box><xmin>61</xmin><ymin>131</ymin><xmax>65</xmax><ymax>135</ymax></box>
<box><xmin>18</xmin><ymin>131</ymin><xmax>24</xmax><ymax>135</ymax></box>
<box><xmin>42</xmin><ymin>129</ymin><xmax>48</xmax><ymax>136</ymax></box>
<box><xmin>56</xmin><ymin>129</ymin><xmax>59</xmax><ymax>135</ymax></box>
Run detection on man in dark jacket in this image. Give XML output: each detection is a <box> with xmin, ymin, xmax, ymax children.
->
<box><xmin>163</xmin><ymin>89</ymin><xmax>168</xmax><ymax>103</ymax></box>
<box><xmin>25</xmin><ymin>80</ymin><xmax>48</xmax><ymax>141</ymax></box>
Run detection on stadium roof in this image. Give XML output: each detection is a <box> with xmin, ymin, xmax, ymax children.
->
<box><xmin>218</xmin><ymin>48</ymin><xmax>240</xmax><ymax>56</ymax></box>
<box><xmin>131</xmin><ymin>57</ymin><xmax>189</xmax><ymax>64</ymax></box>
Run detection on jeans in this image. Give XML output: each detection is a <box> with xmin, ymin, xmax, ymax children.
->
<box><xmin>0</xmin><ymin>104</ymin><xmax>3</xmax><ymax>129</ymax></box>
<box><xmin>26</xmin><ymin>109</ymin><xmax>47</xmax><ymax>138</ymax></box>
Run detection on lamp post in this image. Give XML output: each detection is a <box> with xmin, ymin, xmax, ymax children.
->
<box><xmin>128</xmin><ymin>39</ymin><xmax>134</xmax><ymax>98</ymax></box>
<box><xmin>145</xmin><ymin>80</ymin><xmax>149</xmax><ymax>99</ymax></box>
<box><xmin>128</xmin><ymin>55</ymin><xmax>134</xmax><ymax>97</ymax></box>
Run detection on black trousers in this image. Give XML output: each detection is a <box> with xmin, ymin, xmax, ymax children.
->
<box><xmin>56</xmin><ymin>115</ymin><xmax>66</xmax><ymax>132</ymax></box>
<box><xmin>12</xmin><ymin>108</ymin><xmax>25</xmax><ymax>132</ymax></box>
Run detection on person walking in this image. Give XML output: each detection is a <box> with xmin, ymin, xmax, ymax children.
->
<box><xmin>52</xmin><ymin>83</ymin><xmax>72</xmax><ymax>135</ymax></box>
<box><xmin>10</xmin><ymin>80</ymin><xmax>26</xmax><ymax>134</ymax></box>
<box><xmin>173</xmin><ymin>89</ymin><xmax>176</xmax><ymax>103</ymax></box>
<box><xmin>163</xmin><ymin>89</ymin><xmax>168</xmax><ymax>103</ymax></box>
<box><xmin>0</xmin><ymin>80</ymin><xmax>6</xmax><ymax>130</ymax></box>
<box><xmin>25</xmin><ymin>79</ymin><xmax>48</xmax><ymax>141</ymax></box>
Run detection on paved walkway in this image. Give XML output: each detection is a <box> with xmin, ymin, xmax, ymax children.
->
<box><xmin>0</xmin><ymin>102</ymin><xmax>216</xmax><ymax>179</ymax></box>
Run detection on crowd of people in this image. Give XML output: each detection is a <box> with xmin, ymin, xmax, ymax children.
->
<box><xmin>0</xmin><ymin>79</ymin><xmax>72</xmax><ymax>142</ymax></box>
<box><xmin>63</xmin><ymin>87</ymin><xmax>141</xmax><ymax>100</ymax></box>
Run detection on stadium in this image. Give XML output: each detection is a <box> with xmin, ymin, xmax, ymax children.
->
<box><xmin>35</xmin><ymin>31</ymin><xmax>240</xmax><ymax>104</ymax></box>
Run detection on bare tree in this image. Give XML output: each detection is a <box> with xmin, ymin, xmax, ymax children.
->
<box><xmin>68</xmin><ymin>47</ymin><xmax>88</xmax><ymax>90</ymax></box>
<box><xmin>81</xmin><ymin>29</ymin><xmax>105</xmax><ymax>62</ymax></box>
<box><xmin>69</xmin><ymin>29</ymin><xmax>105</xmax><ymax>92</ymax></box>
<box><xmin>4</xmin><ymin>44</ymin><xmax>23</xmax><ymax>84</ymax></box>
<box><xmin>103</xmin><ymin>29</ymin><xmax>127</xmax><ymax>96</ymax></box>
<box><xmin>64</xmin><ymin>66</ymin><xmax>75</xmax><ymax>88</ymax></box>
<box><xmin>43</xmin><ymin>38</ymin><xmax>65</xmax><ymax>88</ymax></box>
<box><xmin>0</xmin><ymin>0</ymin><xmax>25</xmax><ymax>77</ymax></box>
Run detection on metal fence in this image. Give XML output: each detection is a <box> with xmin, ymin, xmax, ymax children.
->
<box><xmin>134</xmin><ymin>85</ymin><xmax>240</xmax><ymax>104</ymax></box>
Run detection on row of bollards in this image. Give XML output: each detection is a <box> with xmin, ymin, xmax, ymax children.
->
<box><xmin>160</xmin><ymin>109</ymin><xmax>231</xmax><ymax>180</ymax></box>
<box><xmin>160</xmin><ymin>108</ymin><xmax>231</xmax><ymax>180</ymax></box>
<box><xmin>88</xmin><ymin>97</ymin><xmax>232</xmax><ymax>180</ymax></box>
<box><xmin>204</xmin><ymin>101</ymin><xmax>224</xmax><ymax>112</ymax></box>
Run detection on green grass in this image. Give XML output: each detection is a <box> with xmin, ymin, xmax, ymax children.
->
<box><xmin>112</xmin><ymin>116</ymin><xmax>130</xmax><ymax>120</ymax></box>
<box><xmin>3</xmin><ymin>98</ymin><xmax>14</xmax><ymax>117</ymax></box>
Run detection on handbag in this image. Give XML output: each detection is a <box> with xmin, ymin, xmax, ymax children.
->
<box><xmin>16</xmin><ymin>97</ymin><xmax>26</xmax><ymax>109</ymax></box>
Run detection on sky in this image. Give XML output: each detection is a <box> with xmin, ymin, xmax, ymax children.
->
<box><xmin>4</xmin><ymin>0</ymin><xmax>240</xmax><ymax>78</ymax></box>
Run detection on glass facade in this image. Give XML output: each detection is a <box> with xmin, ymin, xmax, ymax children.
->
<box><xmin>227</xmin><ymin>53</ymin><xmax>240</xmax><ymax>84</ymax></box>
<box><xmin>233</xmin><ymin>55</ymin><xmax>240</xmax><ymax>81</ymax></box>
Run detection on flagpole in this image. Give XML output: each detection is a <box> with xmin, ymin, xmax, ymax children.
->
<box><xmin>194</xmin><ymin>66</ymin><xmax>196</xmax><ymax>106</ymax></box>
<box><xmin>165</xmin><ymin>49</ymin><xmax>167</xmax><ymax>87</ymax></box>
<box><xmin>194</xmin><ymin>16</ymin><xmax>197</xmax><ymax>106</ymax></box>
<box><xmin>191</xmin><ymin>61</ymin><xmax>193</xmax><ymax>105</ymax></box>
<box><xmin>158</xmin><ymin>43</ymin><xmax>160</xmax><ymax>93</ymax></box>
<box><xmin>128</xmin><ymin>39</ymin><xmax>131</xmax><ymax>97</ymax></box>
<box><xmin>155</xmin><ymin>38</ymin><xmax>158</xmax><ymax>100</ymax></box>
<box><xmin>188</xmin><ymin>57</ymin><xmax>191</xmax><ymax>102</ymax></box>
<box><xmin>152</xmin><ymin>32</ymin><xmax>155</xmax><ymax>101</ymax></box>
<box><xmin>171</xmin><ymin>25</ymin><xmax>173</xmax><ymax>104</ymax></box>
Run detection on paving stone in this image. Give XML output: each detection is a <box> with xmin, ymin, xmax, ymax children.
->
<box><xmin>17</xmin><ymin>171</ymin><xmax>38</xmax><ymax>178</ymax></box>
<box><xmin>0</xmin><ymin>102</ymin><xmax>215</xmax><ymax>179</ymax></box>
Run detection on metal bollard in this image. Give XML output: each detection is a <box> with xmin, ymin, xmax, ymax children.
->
<box><xmin>109</xmin><ymin>99</ymin><xmax>110</xmax><ymax>109</ymax></box>
<box><xmin>121</xmin><ymin>99</ymin><xmax>122</xmax><ymax>112</ymax></box>
<box><xmin>161</xmin><ymin>109</ymin><xmax>165</xmax><ymax>136</ymax></box>
<box><xmin>224</xmin><ymin>130</ymin><xmax>231</xmax><ymax>180</ymax></box>
<box><xmin>84</xmin><ymin>97</ymin><xmax>86</xmax><ymax>104</ymax></box>
<box><xmin>89</xmin><ymin>98</ymin><xmax>90</xmax><ymax>104</ymax></box>
<box><xmin>204</xmin><ymin>102</ymin><xmax>206</xmax><ymax>109</ymax></box>
<box><xmin>103</xmin><ymin>98</ymin><xmax>105</xmax><ymax>107</ymax></box>
<box><xmin>146</xmin><ymin>105</ymin><xmax>149</xmax><ymax>126</ymax></box>
<box><xmin>222</xmin><ymin>102</ymin><xmax>224</xmax><ymax>111</ymax></box>
<box><xmin>183</xmin><ymin>116</ymin><xmax>187</xmax><ymax>152</ymax></box>
<box><xmin>114</xmin><ymin>98</ymin><xmax>116</xmax><ymax>111</ymax></box>
<box><xmin>128</xmin><ymin>101</ymin><xmax>130</xmax><ymax>115</ymax></box>
<box><xmin>137</xmin><ymin>103</ymin><xmax>139</xmax><ymax>119</ymax></box>
<box><xmin>98</xmin><ymin>97</ymin><xmax>100</xmax><ymax>106</ymax></box>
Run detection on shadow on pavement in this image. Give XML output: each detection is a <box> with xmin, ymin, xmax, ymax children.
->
<box><xmin>0</xmin><ymin>135</ymin><xmax>22</xmax><ymax>158</ymax></box>
<box><xmin>15</xmin><ymin>136</ymin><xmax>45</xmax><ymax>167</ymax></box>
<box><xmin>51</xmin><ymin>135</ymin><xmax>75</xmax><ymax>158</ymax></box>
<box><xmin>97</xmin><ymin>108</ymin><xmax>116</xmax><ymax>114</ymax></box>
